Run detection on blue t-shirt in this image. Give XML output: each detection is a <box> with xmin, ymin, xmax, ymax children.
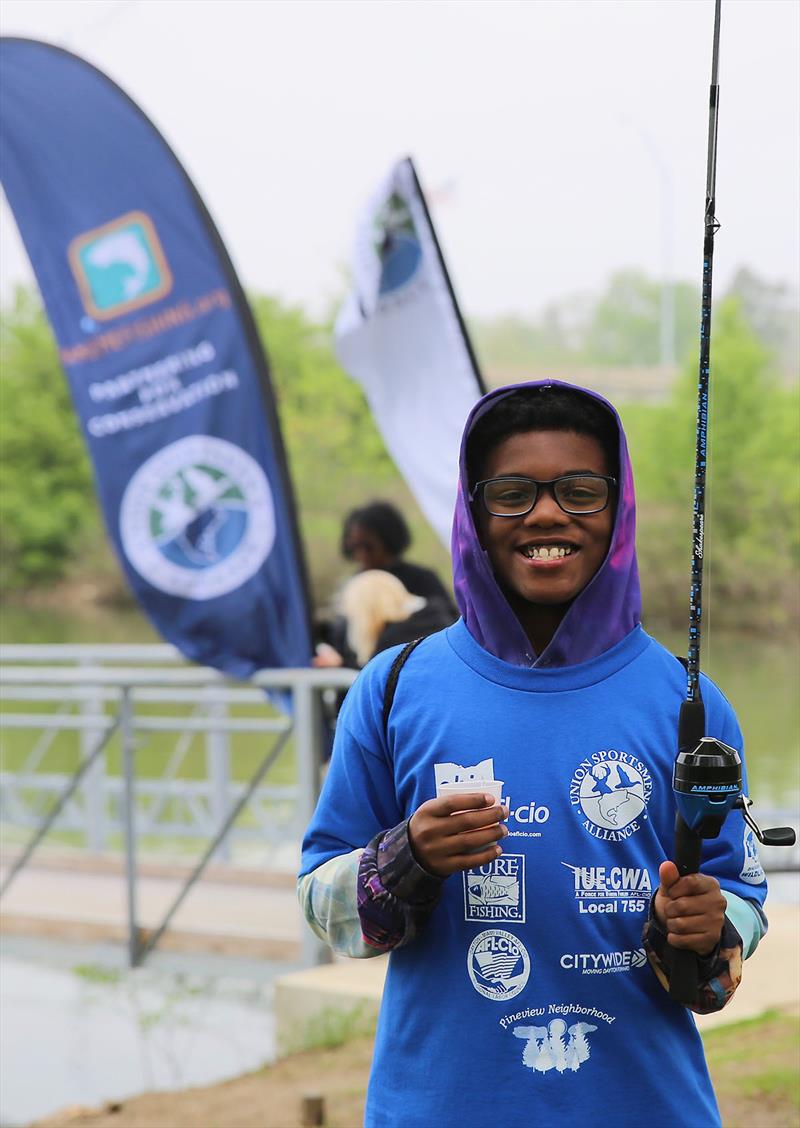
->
<box><xmin>302</xmin><ymin>622</ymin><xmax>767</xmax><ymax>1128</ymax></box>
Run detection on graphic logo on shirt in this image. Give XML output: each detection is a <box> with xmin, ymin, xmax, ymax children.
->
<box><xmin>467</xmin><ymin>929</ymin><xmax>530</xmax><ymax>1001</ymax></box>
<box><xmin>503</xmin><ymin>794</ymin><xmax>551</xmax><ymax>837</ymax></box>
<box><xmin>69</xmin><ymin>211</ymin><xmax>173</xmax><ymax>321</ymax></box>
<box><xmin>562</xmin><ymin>861</ymin><xmax>651</xmax><ymax>915</ymax></box>
<box><xmin>433</xmin><ymin>759</ymin><xmax>551</xmax><ymax>838</ymax></box>
<box><xmin>570</xmin><ymin>749</ymin><xmax>652</xmax><ymax>842</ymax></box>
<box><xmin>740</xmin><ymin>825</ymin><xmax>767</xmax><ymax>885</ymax></box>
<box><xmin>559</xmin><ymin>947</ymin><xmax>647</xmax><ymax>974</ymax></box>
<box><xmin>434</xmin><ymin>758</ymin><xmax>494</xmax><ymax>791</ymax></box>
<box><xmin>464</xmin><ymin>855</ymin><xmax>526</xmax><ymax>923</ymax></box>
<box><xmin>499</xmin><ymin>1002</ymin><xmax>616</xmax><ymax>1078</ymax></box>
<box><xmin>513</xmin><ymin>1018</ymin><xmax>600</xmax><ymax>1074</ymax></box>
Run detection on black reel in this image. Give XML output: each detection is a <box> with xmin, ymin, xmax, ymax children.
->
<box><xmin>669</xmin><ymin>732</ymin><xmax>796</xmax><ymax>1005</ymax></box>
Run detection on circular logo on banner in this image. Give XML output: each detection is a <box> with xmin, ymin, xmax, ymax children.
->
<box><xmin>374</xmin><ymin>192</ymin><xmax>422</xmax><ymax>296</ymax></box>
<box><xmin>570</xmin><ymin>750</ymin><xmax>652</xmax><ymax>842</ymax></box>
<box><xmin>467</xmin><ymin>929</ymin><xmax>530</xmax><ymax>1001</ymax></box>
<box><xmin>119</xmin><ymin>435</ymin><xmax>275</xmax><ymax>600</ymax></box>
<box><xmin>379</xmin><ymin>232</ymin><xmax>421</xmax><ymax>294</ymax></box>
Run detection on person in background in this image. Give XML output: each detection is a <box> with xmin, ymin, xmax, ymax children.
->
<box><xmin>317</xmin><ymin>570</ymin><xmax>455</xmax><ymax>670</ymax></box>
<box><xmin>314</xmin><ymin>502</ymin><xmax>457</xmax><ymax>669</ymax></box>
<box><xmin>341</xmin><ymin>500</ymin><xmax>457</xmax><ymax>617</ymax></box>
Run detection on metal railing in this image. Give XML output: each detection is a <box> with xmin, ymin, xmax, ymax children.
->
<box><xmin>2</xmin><ymin>645</ymin><xmax>796</xmax><ymax>965</ymax></box>
<box><xmin>0</xmin><ymin>645</ymin><xmax>357</xmax><ymax>967</ymax></box>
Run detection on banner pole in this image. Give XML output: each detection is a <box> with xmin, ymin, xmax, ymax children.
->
<box><xmin>406</xmin><ymin>157</ymin><xmax>487</xmax><ymax>395</ymax></box>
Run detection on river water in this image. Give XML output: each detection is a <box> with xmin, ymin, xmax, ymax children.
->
<box><xmin>0</xmin><ymin>939</ymin><xmax>281</xmax><ymax>1128</ymax></box>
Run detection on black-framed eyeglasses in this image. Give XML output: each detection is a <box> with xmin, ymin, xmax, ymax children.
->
<box><xmin>470</xmin><ymin>474</ymin><xmax>617</xmax><ymax>517</ymax></box>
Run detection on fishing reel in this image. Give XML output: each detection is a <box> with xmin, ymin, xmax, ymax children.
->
<box><xmin>673</xmin><ymin>733</ymin><xmax>796</xmax><ymax>868</ymax></box>
<box><xmin>668</xmin><ymin>712</ymin><xmax>796</xmax><ymax>1005</ymax></box>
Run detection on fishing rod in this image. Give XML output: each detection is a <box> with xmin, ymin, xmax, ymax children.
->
<box><xmin>668</xmin><ymin>0</ymin><xmax>795</xmax><ymax>1006</ymax></box>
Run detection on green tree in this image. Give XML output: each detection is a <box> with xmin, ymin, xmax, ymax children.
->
<box><xmin>582</xmin><ymin>269</ymin><xmax>700</xmax><ymax>367</ymax></box>
<box><xmin>624</xmin><ymin>296</ymin><xmax>799</xmax><ymax>629</ymax></box>
<box><xmin>0</xmin><ymin>288</ymin><xmax>97</xmax><ymax>589</ymax></box>
<box><xmin>727</xmin><ymin>266</ymin><xmax>799</xmax><ymax>377</ymax></box>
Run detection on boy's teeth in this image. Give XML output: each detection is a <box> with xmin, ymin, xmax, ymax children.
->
<box><xmin>522</xmin><ymin>545</ymin><xmax>573</xmax><ymax>559</ymax></box>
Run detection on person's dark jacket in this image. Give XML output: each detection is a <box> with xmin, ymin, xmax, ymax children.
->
<box><xmin>373</xmin><ymin>597</ymin><xmax>458</xmax><ymax>657</ymax></box>
<box><xmin>384</xmin><ymin>562</ymin><xmax>458</xmax><ymax>620</ymax></box>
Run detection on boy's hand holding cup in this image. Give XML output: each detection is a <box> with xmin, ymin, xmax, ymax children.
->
<box><xmin>408</xmin><ymin>780</ymin><xmax>508</xmax><ymax>877</ymax></box>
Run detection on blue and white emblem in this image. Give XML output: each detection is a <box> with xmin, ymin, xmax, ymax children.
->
<box><xmin>374</xmin><ymin>192</ymin><xmax>422</xmax><ymax>296</ymax></box>
<box><xmin>69</xmin><ymin>211</ymin><xmax>172</xmax><ymax>321</ymax></box>
<box><xmin>570</xmin><ymin>750</ymin><xmax>652</xmax><ymax>842</ymax></box>
<box><xmin>467</xmin><ymin>929</ymin><xmax>530</xmax><ymax>1001</ymax></box>
<box><xmin>120</xmin><ymin>435</ymin><xmax>274</xmax><ymax>600</ymax></box>
<box><xmin>740</xmin><ymin>825</ymin><xmax>766</xmax><ymax>884</ymax></box>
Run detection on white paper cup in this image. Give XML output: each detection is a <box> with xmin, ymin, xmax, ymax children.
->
<box><xmin>437</xmin><ymin>779</ymin><xmax>504</xmax><ymax>802</ymax></box>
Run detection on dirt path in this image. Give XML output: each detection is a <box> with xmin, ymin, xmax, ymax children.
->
<box><xmin>33</xmin><ymin>1010</ymin><xmax>799</xmax><ymax>1128</ymax></box>
<box><xmin>34</xmin><ymin>1037</ymin><xmax>374</xmax><ymax>1128</ymax></box>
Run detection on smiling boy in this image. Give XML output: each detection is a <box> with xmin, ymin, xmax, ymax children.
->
<box><xmin>299</xmin><ymin>381</ymin><xmax>767</xmax><ymax>1128</ymax></box>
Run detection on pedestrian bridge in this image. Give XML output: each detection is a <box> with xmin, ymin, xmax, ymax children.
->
<box><xmin>0</xmin><ymin>644</ymin><xmax>356</xmax><ymax>968</ymax></box>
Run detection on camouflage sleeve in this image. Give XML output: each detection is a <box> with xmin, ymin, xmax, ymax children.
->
<box><xmin>358</xmin><ymin>818</ymin><xmax>444</xmax><ymax>951</ymax></box>
<box><xmin>642</xmin><ymin>901</ymin><xmax>745</xmax><ymax>1014</ymax></box>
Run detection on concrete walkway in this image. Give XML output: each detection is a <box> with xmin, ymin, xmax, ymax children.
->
<box><xmin>0</xmin><ymin>852</ymin><xmax>303</xmax><ymax>961</ymax></box>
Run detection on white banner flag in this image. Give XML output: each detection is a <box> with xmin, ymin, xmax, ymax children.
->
<box><xmin>334</xmin><ymin>157</ymin><xmax>484</xmax><ymax>546</ymax></box>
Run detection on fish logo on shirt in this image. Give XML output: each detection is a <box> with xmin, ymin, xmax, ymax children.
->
<box><xmin>464</xmin><ymin>854</ymin><xmax>526</xmax><ymax>922</ymax></box>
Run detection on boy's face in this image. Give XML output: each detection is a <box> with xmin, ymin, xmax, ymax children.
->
<box><xmin>474</xmin><ymin>429</ymin><xmax>614</xmax><ymax>609</ymax></box>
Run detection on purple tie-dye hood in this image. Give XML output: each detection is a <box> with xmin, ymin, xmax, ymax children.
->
<box><xmin>451</xmin><ymin>379</ymin><xmax>641</xmax><ymax>668</ymax></box>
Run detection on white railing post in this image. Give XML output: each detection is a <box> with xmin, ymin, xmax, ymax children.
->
<box><xmin>120</xmin><ymin>686</ymin><xmax>140</xmax><ymax>967</ymax></box>
<box><xmin>294</xmin><ymin>677</ymin><xmax>330</xmax><ymax>967</ymax></box>
<box><xmin>79</xmin><ymin>657</ymin><xmax>107</xmax><ymax>853</ymax></box>
<box><xmin>206</xmin><ymin>699</ymin><xmax>231</xmax><ymax>864</ymax></box>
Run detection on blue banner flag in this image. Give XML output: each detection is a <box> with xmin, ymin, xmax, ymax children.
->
<box><xmin>0</xmin><ymin>38</ymin><xmax>311</xmax><ymax>676</ymax></box>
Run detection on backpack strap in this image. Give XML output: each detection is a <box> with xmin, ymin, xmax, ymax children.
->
<box><xmin>382</xmin><ymin>637</ymin><xmax>424</xmax><ymax>736</ymax></box>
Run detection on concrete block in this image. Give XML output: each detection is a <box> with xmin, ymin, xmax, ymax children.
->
<box><xmin>274</xmin><ymin>955</ymin><xmax>388</xmax><ymax>1056</ymax></box>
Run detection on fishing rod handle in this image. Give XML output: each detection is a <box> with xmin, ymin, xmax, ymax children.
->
<box><xmin>668</xmin><ymin>813</ymin><xmax>703</xmax><ymax>1005</ymax></box>
<box><xmin>674</xmin><ymin>810</ymin><xmax>703</xmax><ymax>875</ymax></box>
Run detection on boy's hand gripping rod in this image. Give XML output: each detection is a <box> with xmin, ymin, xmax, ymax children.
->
<box><xmin>668</xmin><ymin>0</ymin><xmax>795</xmax><ymax>1007</ymax></box>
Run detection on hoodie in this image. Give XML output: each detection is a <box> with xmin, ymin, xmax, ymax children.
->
<box><xmin>452</xmin><ymin>379</ymin><xmax>641</xmax><ymax>667</ymax></box>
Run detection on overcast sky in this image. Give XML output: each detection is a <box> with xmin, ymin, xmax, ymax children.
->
<box><xmin>1</xmin><ymin>0</ymin><xmax>798</xmax><ymax>319</ymax></box>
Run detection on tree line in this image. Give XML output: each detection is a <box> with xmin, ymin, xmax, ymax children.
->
<box><xmin>0</xmin><ymin>274</ymin><xmax>797</xmax><ymax>632</ymax></box>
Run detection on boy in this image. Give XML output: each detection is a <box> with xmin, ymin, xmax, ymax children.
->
<box><xmin>299</xmin><ymin>381</ymin><xmax>767</xmax><ymax>1128</ymax></box>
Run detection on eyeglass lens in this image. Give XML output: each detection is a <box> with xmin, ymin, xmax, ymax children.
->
<box><xmin>483</xmin><ymin>476</ymin><xmax>609</xmax><ymax>516</ymax></box>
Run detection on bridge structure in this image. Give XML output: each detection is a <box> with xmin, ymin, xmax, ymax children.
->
<box><xmin>0</xmin><ymin>644</ymin><xmax>356</xmax><ymax>969</ymax></box>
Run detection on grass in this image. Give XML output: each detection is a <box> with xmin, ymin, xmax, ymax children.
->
<box><xmin>0</xmin><ymin>696</ymin><xmax>302</xmax><ymax>856</ymax></box>
<box><xmin>0</xmin><ymin>699</ymin><xmax>298</xmax><ymax>785</ymax></box>
<box><xmin>703</xmin><ymin>1008</ymin><xmax>800</xmax><ymax>1127</ymax></box>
